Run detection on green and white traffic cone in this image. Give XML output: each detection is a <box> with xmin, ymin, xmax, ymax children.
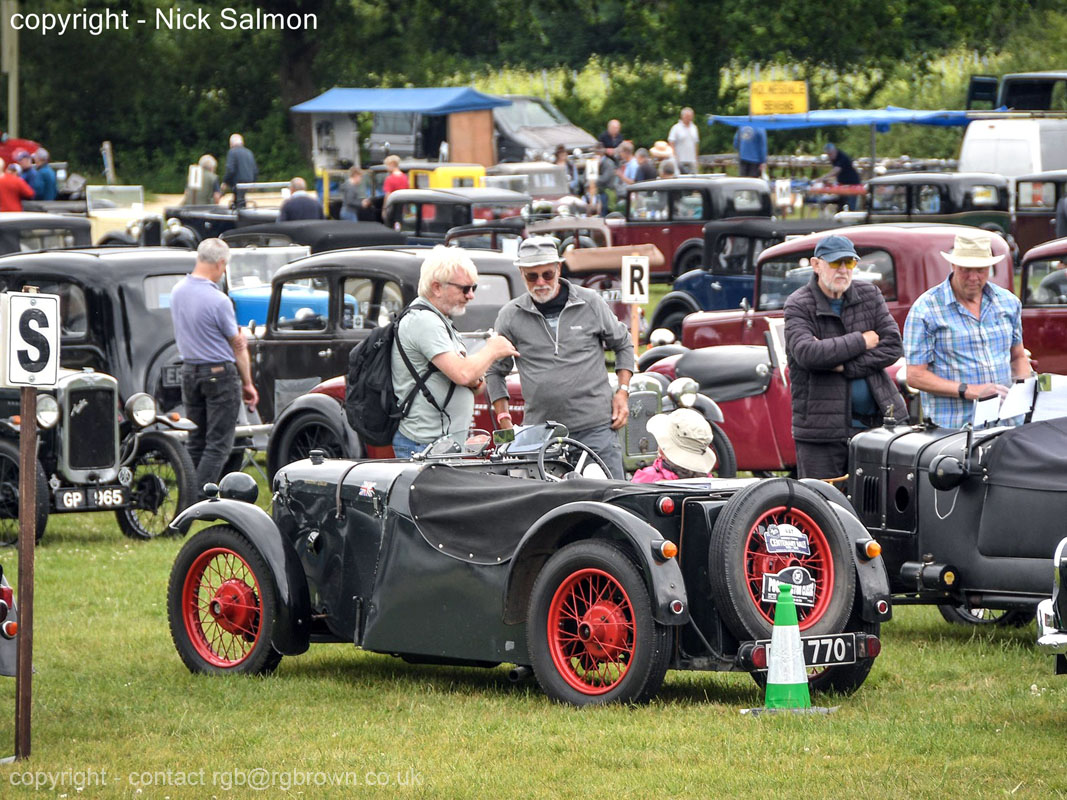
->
<box><xmin>763</xmin><ymin>582</ymin><xmax>812</xmax><ymax>710</ymax></box>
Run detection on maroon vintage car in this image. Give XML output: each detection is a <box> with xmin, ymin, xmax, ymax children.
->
<box><xmin>607</xmin><ymin>176</ymin><xmax>772</xmax><ymax>279</ymax></box>
<box><xmin>1014</xmin><ymin>170</ymin><xmax>1067</xmax><ymax>256</ymax></box>
<box><xmin>682</xmin><ymin>223</ymin><xmax>1067</xmax><ymax>375</ymax></box>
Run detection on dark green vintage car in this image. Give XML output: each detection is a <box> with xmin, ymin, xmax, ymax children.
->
<box><xmin>866</xmin><ymin>172</ymin><xmax>1011</xmax><ymax>237</ymax></box>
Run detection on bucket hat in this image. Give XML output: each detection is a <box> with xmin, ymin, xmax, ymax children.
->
<box><xmin>514</xmin><ymin>236</ymin><xmax>561</xmax><ymax>268</ymax></box>
<box><xmin>940</xmin><ymin>233</ymin><xmax>1005</xmax><ymax>268</ymax></box>
<box><xmin>647</xmin><ymin>408</ymin><xmax>717</xmax><ymax>475</ymax></box>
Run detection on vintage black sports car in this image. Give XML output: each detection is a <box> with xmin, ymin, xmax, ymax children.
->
<box><xmin>0</xmin><ymin>369</ymin><xmax>197</xmax><ymax>543</ymax></box>
<box><xmin>167</xmin><ymin>425</ymin><xmax>890</xmax><ymax>705</ymax></box>
<box><xmin>848</xmin><ymin>418</ymin><xmax>1067</xmax><ymax>625</ymax></box>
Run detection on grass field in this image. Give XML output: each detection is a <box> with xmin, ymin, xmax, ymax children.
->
<box><xmin>0</xmin><ymin>474</ymin><xmax>1064</xmax><ymax>799</ymax></box>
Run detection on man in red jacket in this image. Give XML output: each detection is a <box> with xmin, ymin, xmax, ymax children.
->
<box><xmin>0</xmin><ymin>158</ymin><xmax>33</xmax><ymax>211</ymax></box>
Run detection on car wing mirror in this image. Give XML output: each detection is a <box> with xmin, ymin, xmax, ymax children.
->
<box><xmin>739</xmin><ymin>297</ymin><xmax>751</xmax><ymax>313</ymax></box>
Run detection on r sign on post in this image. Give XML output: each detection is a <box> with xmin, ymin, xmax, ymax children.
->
<box><xmin>1</xmin><ymin>292</ymin><xmax>60</xmax><ymax>387</ymax></box>
<box><xmin>621</xmin><ymin>255</ymin><xmax>649</xmax><ymax>350</ymax></box>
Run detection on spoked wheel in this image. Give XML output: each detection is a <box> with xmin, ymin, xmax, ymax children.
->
<box><xmin>0</xmin><ymin>438</ymin><xmax>48</xmax><ymax>546</ymax></box>
<box><xmin>527</xmin><ymin>540</ymin><xmax>671</xmax><ymax>705</ymax></box>
<box><xmin>116</xmin><ymin>432</ymin><xmax>197</xmax><ymax>540</ymax></box>
<box><xmin>937</xmin><ymin>603</ymin><xmax>1035</xmax><ymax>627</ymax></box>
<box><xmin>536</xmin><ymin>436</ymin><xmax>612</xmax><ymax>481</ymax></box>
<box><xmin>271</xmin><ymin>413</ymin><xmax>346</xmax><ymax>481</ymax></box>
<box><xmin>708</xmin><ymin>479</ymin><xmax>855</xmax><ymax>640</ymax></box>
<box><xmin>168</xmin><ymin>525</ymin><xmax>282</xmax><ymax>674</ymax></box>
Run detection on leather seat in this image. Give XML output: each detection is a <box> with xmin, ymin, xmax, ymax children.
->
<box><xmin>675</xmin><ymin>345</ymin><xmax>771</xmax><ymax>403</ymax></box>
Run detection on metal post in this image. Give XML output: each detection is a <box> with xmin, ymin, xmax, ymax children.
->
<box><xmin>869</xmin><ymin>123</ymin><xmax>877</xmax><ymax>182</ymax></box>
<box><xmin>14</xmin><ymin>385</ymin><xmax>35</xmax><ymax>759</ymax></box>
<box><xmin>630</xmin><ymin>304</ymin><xmax>640</xmax><ymax>354</ymax></box>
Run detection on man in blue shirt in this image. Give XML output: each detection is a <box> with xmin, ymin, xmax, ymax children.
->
<box><xmin>733</xmin><ymin>125</ymin><xmax>767</xmax><ymax>178</ymax></box>
<box><xmin>904</xmin><ymin>234</ymin><xmax>1030</xmax><ymax>428</ymax></box>
<box><xmin>171</xmin><ymin>239</ymin><xmax>259</xmax><ymax>494</ymax></box>
<box><xmin>33</xmin><ymin>149</ymin><xmax>57</xmax><ymax>201</ymax></box>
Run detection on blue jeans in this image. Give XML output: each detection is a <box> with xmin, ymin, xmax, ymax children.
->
<box><xmin>182</xmin><ymin>362</ymin><xmax>241</xmax><ymax>496</ymax></box>
<box><xmin>339</xmin><ymin>207</ymin><xmax>359</xmax><ymax>221</ymax></box>
<box><xmin>392</xmin><ymin>431</ymin><xmax>430</xmax><ymax>460</ymax></box>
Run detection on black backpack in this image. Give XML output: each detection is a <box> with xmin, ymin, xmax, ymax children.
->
<box><xmin>344</xmin><ymin>306</ymin><xmax>455</xmax><ymax>447</ymax></box>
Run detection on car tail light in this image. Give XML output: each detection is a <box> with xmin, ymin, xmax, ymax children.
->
<box><xmin>751</xmin><ymin>643</ymin><xmax>767</xmax><ymax>670</ymax></box>
<box><xmin>656</xmin><ymin>497</ymin><xmax>675</xmax><ymax>515</ymax></box>
<box><xmin>1</xmin><ymin>620</ymin><xmax>16</xmax><ymax>639</ymax></box>
<box><xmin>653</xmin><ymin>540</ymin><xmax>678</xmax><ymax>561</ymax></box>
<box><xmin>0</xmin><ymin>585</ymin><xmax>11</xmax><ymax>608</ymax></box>
<box><xmin>876</xmin><ymin>599</ymin><xmax>890</xmax><ymax>616</ymax></box>
<box><xmin>858</xmin><ymin>635</ymin><xmax>881</xmax><ymax>659</ymax></box>
<box><xmin>669</xmin><ymin>599</ymin><xmax>685</xmax><ymax>615</ymax></box>
<box><xmin>10</xmin><ymin>415</ymin><xmax>19</xmax><ymax>426</ymax></box>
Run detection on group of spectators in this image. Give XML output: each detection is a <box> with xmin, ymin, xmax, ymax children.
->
<box><xmin>0</xmin><ymin>148</ymin><xmax>57</xmax><ymax>211</ymax></box>
<box><xmin>784</xmin><ymin>232</ymin><xmax>1028</xmax><ymax>480</ymax></box>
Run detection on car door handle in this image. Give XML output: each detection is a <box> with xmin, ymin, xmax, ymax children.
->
<box><xmin>317</xmin><ymin>348</ymin><xmax>332</xmax><ymax>358</ymax></box>
<box><xmin>711</xmin><ymin>281</ymin><xmax>722</xmax><ymax>291</ymax></box>
<box><xmin>661</xmin><ymin>228</ymin><xmax>670</xmax><ymax>234</ymax></box>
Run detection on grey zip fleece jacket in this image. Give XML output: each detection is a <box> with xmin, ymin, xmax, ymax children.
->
<box><xmin>487</xmin><ymin>280</ymin><xmax>635</xmax><ymax>433</ymax></box>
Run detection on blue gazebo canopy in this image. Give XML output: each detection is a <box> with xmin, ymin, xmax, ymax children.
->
<box><xmin>291</xmin><ymin>87</ymin><xmax>510</xmax><ymax>115</ymax></box>
<box><xmin>708</xmin><ymin>106</ymin><xmax>972</xmax><ymax>133</ymax></box>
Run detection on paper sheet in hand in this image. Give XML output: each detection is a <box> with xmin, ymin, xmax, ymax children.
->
<box><xmin>1032</xmin><ymin>374</ymin><xmax>1067</xmax><ymax>422</ymax></box>
<box><xmin>998</xmin><ymin>377</ymin><xmax>1036</xmax><ymax>421</ymax></box>
<box><xmin>972</xmin><ymin>395</ymin><xmax>1001</xmax><ymax>427</ymax></box>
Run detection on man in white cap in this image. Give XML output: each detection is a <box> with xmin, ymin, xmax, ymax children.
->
<box><xmin>487</xmin><ymin>236</ymin><xmax>634</xmax><ymax>478</ymax></box>
<box><xmin>632</xmin><ymin>409</ymin><xmax>717</xmax><ymax>482</ymax></box>
<box><xmin>904</xmin><ymin>233</ymin><xmax>1030</xmax><ymax>428</ymax></box>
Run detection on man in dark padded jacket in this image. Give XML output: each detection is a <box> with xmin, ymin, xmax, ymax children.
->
<box><xmin>784</xmin><ymin>234</ymin><xmax>907</xmax><ymax>479</ymax></box>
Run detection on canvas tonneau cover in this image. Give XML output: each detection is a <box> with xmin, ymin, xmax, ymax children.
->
<box><xmin>407</xmin><ymin>463</ymin><xmax>658</xmax><ymax>564</ymax></box>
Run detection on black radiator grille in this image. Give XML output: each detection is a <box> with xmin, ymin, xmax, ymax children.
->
<box><xmin>67</xmin><ymin>387</ymin><xmax>116</xmax><ymax>470</ymax></box>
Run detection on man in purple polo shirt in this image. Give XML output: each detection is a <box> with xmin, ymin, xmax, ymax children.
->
<box><xmin>171</xmin><ymin>239</ymin><xmax>259</xmax><ymax>494</ymax></box>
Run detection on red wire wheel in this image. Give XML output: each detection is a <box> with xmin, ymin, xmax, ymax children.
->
<box><xmin>182</xmin><ymin>547</ymin><xmax>263</xmax><ymax>667</ymax></box>
<box><xmin>546</xmin><ymin>567</ymin><xmax>636</xmax><ymax>695</ymax></box>
<box><xmin>742</xmin><ymin>505</ymin><xmax>833</xmax><ymax>630</ymax></box>
<box><xmin>168</xmin><ymin>525</ymin><xmax>282</xmax><ymax>675</ymax></box>
<box><xmin>708</xmin><ymin>479</ymin><xmax>855</xmax><ymax>643</ymax></box>
<box><xmin>527</xmin><ymin>540</ymin><xmax>672</xmax><ymax>706</ymax></box>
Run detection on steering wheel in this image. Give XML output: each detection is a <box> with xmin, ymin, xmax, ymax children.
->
<box><xmin>536</xmin><ymin>436</ymin><xmax>611</xmax><ymax>482</ymax></box>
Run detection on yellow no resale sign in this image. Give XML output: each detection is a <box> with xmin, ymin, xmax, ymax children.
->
<box><xmin>750</xmin><ymin>81</ymin><xmax>809</xmax><ymax>115</ymax></box>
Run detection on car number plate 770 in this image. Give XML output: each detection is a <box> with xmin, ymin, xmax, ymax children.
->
<box><xmin>55</xmin><ymin>487</ymin><xmax>129</xmax><ymax>511</ymax></box>
<box><xmin>755</xmin><ymin>632</ymin><xmax>856</xmax><ymax>669</ymax></box>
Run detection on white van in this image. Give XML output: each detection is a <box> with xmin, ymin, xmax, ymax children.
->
<box><xmin>958</xmin><ymin>118</ymin><xmax>1067</xmax><ymax>179</ymax></box>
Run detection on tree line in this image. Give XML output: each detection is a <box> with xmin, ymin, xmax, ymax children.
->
<box><xmin>10</xmin><ymin>0</ymin><xmax>1059</xmax><ymax>190</ymax></box>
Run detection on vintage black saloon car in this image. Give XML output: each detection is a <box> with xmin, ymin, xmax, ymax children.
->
<box><xmin>0</xmin><ymin>369</ymin><xmax>197</xmax><ymax>544</ymax></box>
<box><xmin>0</xmin><ymin>247</ymin><xmax>196</xmax><ymax>413</ymax></box>
<box><xmin>383</xmin><ymin>188</ymin><xmax>530</xmax><ymax>245</ymax></box>
<box><xmin>167</xmin><ymin>427</ymin><xmax>890</xmax><ymax>705</ymax></box>
<box><xmin>252</xmin><ymin>246</ymin><xmax>525</xmax><ymax>430</ymax></box>
<box><xmin>0</xmin><ymin>212</ymin><xmax>91</xmax><ymax>254</ymax></box>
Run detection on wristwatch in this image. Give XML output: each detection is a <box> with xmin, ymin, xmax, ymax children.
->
<box><xmin>957</xmin><ymin>382</ymin><xmax>968</xmax><ymax>399</ymax></box>
<box><xmin>617</xmin><ymin>384</ymin><xmax>630</xmax><ymax>394</ymax></box>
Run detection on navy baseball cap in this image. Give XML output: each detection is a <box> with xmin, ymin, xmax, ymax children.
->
<box><xmin>814</xmin><ymin>234</ymin><xmax>859</xmax><ymax>262</ymax></box>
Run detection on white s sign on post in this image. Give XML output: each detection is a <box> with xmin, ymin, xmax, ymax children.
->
<box><xmin>1</xmin><ymin>292</ymin><xmax>60</xmax><ymax>387</ymax></box>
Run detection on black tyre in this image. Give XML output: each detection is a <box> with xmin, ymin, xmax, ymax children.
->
<box><xmin>527</xmin><ymin>539</ymin><xmax>672</xmax><ymax>705</ymax></box>
<box><xmin>167</xmin><ymin>524</ymin><xmax>283</xmax><ymax>675</ymax></box>
<box><xmin>656</xmin><ymin>308</ymin><xmax>689</xmax><ymax>340</ymax></box>
<box><xmin>937</xmin><ymin>603</ymin><xmax>1034</xmax><ymax>627</ymax></box>
<box><xmin>673</xmin><ymin>246</ymin><xmax>704</xmax><ymax>277</ymax></box>
<box><xmin>116</xmin><ymin>431</ymin><xmax>197</xmax><ymax>540</ymax></box>
<box><xmin>0</xmin><ymin>438</ymin><xmax>48</xmax><ymax>546</ymax></box>
<box><xmin>708</xmin><ymin>479</ymin><xmax>855</xmax><ymax>641</ymax></box>
<box><xmin>709</xmin><ymin>421</ymin><xmax>738</xmax><ymax>478</ymax></box>
<box><xmin>272</xmin><ymin>412</ymin><xmax>346</xmax><ymax>476</ymax></box>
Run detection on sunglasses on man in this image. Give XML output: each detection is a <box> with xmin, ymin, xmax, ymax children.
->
<box><xmin>826</xmin><ymin>257</ymin><xmax>858</xmax><ymax>270</ymax></box>
<box><xmin>522</xmin><ymin>268</ymin><xmax>558</xmax><ymax>284</ymax></box>
<box><xmin>446</xmin><ymin>282</ymin><xmax>478</xmax><ymax>294</ymax></box>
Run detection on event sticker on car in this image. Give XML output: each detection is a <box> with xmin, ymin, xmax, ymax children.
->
<box><xmin>761</xmin><ymin>566</ymin><xmax>816</xmax><ymax>608</ymax></box>
<box><xmin>762</xmin><ymin>523</ymin><xmax>811</xmax><ymax>556</ymax></box>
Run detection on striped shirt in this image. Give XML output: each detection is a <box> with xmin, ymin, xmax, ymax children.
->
<box><xmin>903</xmin><ymin>275</ymin><xmax>1022</xmax><ymax>428</ymax></box>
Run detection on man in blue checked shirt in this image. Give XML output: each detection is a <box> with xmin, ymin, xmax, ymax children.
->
<box><xmin>904</xmin><ymin>233</ymin><xmax>1031</xmax><ymax>428</ymax></box>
